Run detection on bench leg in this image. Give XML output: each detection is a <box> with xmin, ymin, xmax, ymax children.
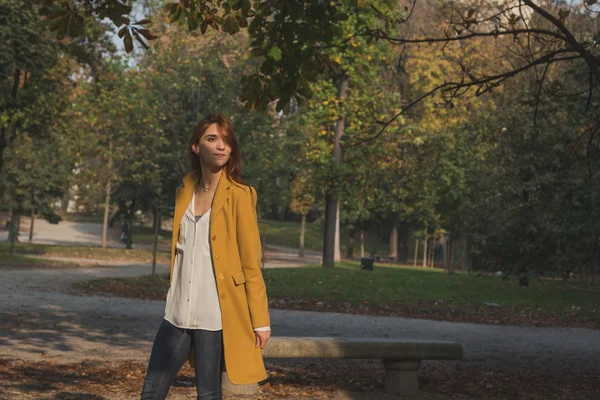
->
<box><xmin>221</xmin><ymin>371</ymin><xmax>258</xmax><ymax>395</ymax></box>
<box><xmin>383</xmin><ymin>360</ymin><xmax>421</xmax><ymax>395</ymax></box>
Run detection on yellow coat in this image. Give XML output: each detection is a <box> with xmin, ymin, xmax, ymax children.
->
<box><xmin>170</xmin><ymin>169</ymin><xmax>270</xmax><ymax>384</ymax></box>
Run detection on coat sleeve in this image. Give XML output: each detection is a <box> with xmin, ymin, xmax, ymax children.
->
<box><xmin>236</xmin><ymin>186</ymin><xmax>270</xmax><ymax>328</ymax></box>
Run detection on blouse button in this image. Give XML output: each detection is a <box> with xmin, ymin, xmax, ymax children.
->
<box><xmin>215</xmin><ymin>255</ymin><xmax>220</xmax><ymax>260</ymax></box>
<box><xmin>218</xmin><ymin>274</ymin><xmax>224</xmax><ymax>280</ymax></box>
<box><xmin>220</xmin><ymin>294</ymin><xmax>226</xmax><ymax>299</ymax></box>
<box><xmin>212</xmin><ymin>235</ymin><xmax>217</xmax><ymax>241</ymax></box>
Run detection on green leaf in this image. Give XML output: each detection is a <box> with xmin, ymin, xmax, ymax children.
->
<box><xmin>131</xmin><ymin>29</ymin><xmax>149</xmax><ymax>50</ymax></box>
<box><xmin>133</xmin><ymin>18</ymin><xmax>153</xmax><ymax>25</ymax></box>
<box><xmin>267</xmin><ymin>46</ymin><xmax>282</xmax><ymax>61</ymax></box>
<box><xmin>124</xmin><ymin>29</ymin><xmax>133</xmax><ymax>53</ymax></box>
<box><xmin>137</xmin><ymin>28</ymin><xmax>158</xmax><ymax>41</ymax></box>
<box><xmin>187</xmin><ymin>11</ymin><xmax>200</xmax><ymax>31</ymax></box>
<box><xmin>222</xmin><ymin>14</ymin><xmax>240</xmax><ymax>34</ymax></box>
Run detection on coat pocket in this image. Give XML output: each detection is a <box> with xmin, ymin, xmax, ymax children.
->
<box><xmin>232</xmin><ymin>271</ymin><xmax>246</xmax><ymax>286</ymax></box>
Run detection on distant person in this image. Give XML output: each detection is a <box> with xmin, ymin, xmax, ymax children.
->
<box><xmin>120</xmin><ymin>220</ymin><xmax>129</xmax><ymax>245</ymax></box>
<box><xmin>140</xmin><ymin>112</ymin><xmax>271</xmax><ymax>400</ymax></box>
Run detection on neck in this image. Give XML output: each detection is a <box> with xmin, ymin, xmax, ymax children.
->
<box><xmin>198</xmin><ymin>164</ymin><xmax>224</xmax><ymax>189</ymax></box>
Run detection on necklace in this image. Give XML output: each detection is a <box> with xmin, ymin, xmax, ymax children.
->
<box><xmin>200</xmin><ymin>181</ymin><xmax>212</xmax><ymax>192</ymax></box>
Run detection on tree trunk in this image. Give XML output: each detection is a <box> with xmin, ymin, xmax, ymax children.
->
<box><xmin>443</xmin><ymin>236</ymin><xmax>448</xmax><ymax>272</ymax></box>
<box><xmin>413</xmin><ymin>238</ymin><xmax>418</xmax><ymax>267</ymax></box>
<box><xmin>422</xmin><ymin>232</ymin><xmax>428</xmax><ymax>268</ymax></box>
<box><xmin>0</xmin><ymin>68</ymin><xmax>21</xmax><ymax>176</ymax></box>
<box><xmin>299</xmin><ymin>214</ymin><xmax>306</xmax><ymax>258</ymax></box>
<box><xmin>346</xmin><ymin>228</ymin><xmax>354</xmax><ymax>260</ymax></box>
<box><xmin>322</xmin><ymin>190</ymin><xmax>337</xmax><ymax>267</ymax></box>
<box><xmin>448</xmin><ymin>233</ymin><xmax>454</xmax><ymax>273</ymax></box>
<box><xmin>101</xmin><ymin>137</ymin><xmax>113</xmax><ymax>248</ymax></box>
<box><xmin>389</xmin><ymin>223</ymin><xmax>398</xmax><ymax>260</ymax></box>
<box><xmin>461</xmin><ymin>236</ymin><xmax>467</xmax><ymax>271</ymax></box>
<box><xmin>28</xmin><ymin>206</ymin><xmax>35</xmax><ymax>243</ymax></box>
<box><xmin>397</xmin><ymin>225</ymin><xmax>409</xmax><ymax>264</ymax></box>
<box><xmin>126</xmin><ymin>199</ymin><xmax>135</xmax><ymax>250</ymax></box>
<box><xmin>360</xmin><ymin>227</ymin><xmax>365</xmax><ymax>258</ymax></box>
<box><xmin>594</xmin><ymin>235</ymin><xmax>599</xmax><ymax>284</ymax></box>
<box><xmin>334</xmin><ymin>200</ymin><xmax>341</xmax><ymax>262</ymax></box>
<box><xmin>152</xmin><ymin>207</ymin><xmax>159</xmax><ymax>275</ymax></box>
<box><xmin>9</xmin><ymin>211</ymin><xmax>21</xmax><ymax>242</ymax></box>
<box><xmin>0</xmin><ymin>126</ymin><xmax>7</xmax><ymax>176</ymax></box>
<box><xmin>322</xmin><ymin>73</ymin><xmax>349</xmax><ymax>269</ymax></box>
<box><xmin>429</xmin><ymin>240</ymin><xmax>435</xmax><ymax>268</ymax></box>
<box><xmin>61</xmin><ymin>184</ymin><xmax>70</xmax><ymax>212</ymax></box>
<box><xmin>370</xmin><ymin>232</ymin><xmax>377</xmax><ymax>258</ymax></box>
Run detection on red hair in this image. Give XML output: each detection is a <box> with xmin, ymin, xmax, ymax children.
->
<box><xmin>189</xmin><ymin>112</ymin><xmax>243</xmax><ymax>184</ymax></box>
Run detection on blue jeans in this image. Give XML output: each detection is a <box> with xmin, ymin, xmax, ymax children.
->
<box><xmin>141</xmin><ymin>319</ymin><xmax>223</xmax><ymax>400</ymax></box>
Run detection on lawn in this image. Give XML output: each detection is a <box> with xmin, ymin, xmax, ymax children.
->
<box><xmin>259</xmin><ymin>220</ymin><xmax>425</xmax><ymax>257</ymax></box>
<box><xmin>72</xmin><ymin>261</ymin><xmax>600</xmax><ymax>329</ymax></box>
<box><xmin>0</xmin><ymin>252</ymin><xmax>81</xmax><ymax>268</ymax></box>
<box><xmin>0</xmin><ymin>242</ymin><xmax>171</xmax><ymax>263</ymax></box>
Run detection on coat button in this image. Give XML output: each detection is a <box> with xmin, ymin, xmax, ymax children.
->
<box><xmin>220</xmin><ymin>294</ymin><xmax>226</xmax><ymax>299</ymax></box>
<box><xmin>218</xmin><ymin>274</ymin><xmax>224</xmax><ymax>280</ymax></box>
<box><xmin>212</xmin><ymin>235</ymin><xmax>217</xmax><ymax>241</ymax></box>
<box><xmin>215</xmin><ymin>255</ymin><xmax>219</xmax><ymax>260</ymax></box>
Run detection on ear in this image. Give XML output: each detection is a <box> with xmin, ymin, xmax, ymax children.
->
<box><xmin>191</xmin><ymin>142</ymin><xmax>200</xmax><ymax>154</ymax></box>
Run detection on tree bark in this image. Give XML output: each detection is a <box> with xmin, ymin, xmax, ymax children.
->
<box><xmin>28</xmin><ymin>206</ymin><xmax>35</xmax><ymax>243</ymax></box>
<box><xmin>126</xmin><ymin>199</ymin><xmax>136</xmax><ymax>250</ymax></box>
<box><xmin>334</xmin><ymin>200</ymin><xmax>341</xmax><ymax>262</ymax></box>
<box><xmin>101</xmin><ymin>137</ymin><xmax>113</xmax><ymax>248</ymax></box>
<box><xmin>9</xmin><ymin>211</ymin><xmax>21</xmax><ymax>242</ymax></box>
<box><xmin>360</xmin><ymin>227</ymin><xmax>365</xmax><ymax>258</ymax></box>
<box><xmin>152</xmin><ymin>207</ymin><xmax>159</xmax><ymax>275</ymax></box>
<box><xmin>422</xmin><ymin>232</ymin><xmax>428</xmax><ymax>268</ymax></box>
<box><xmin>0</xmin><ymin>68</ymin><xmax>22</xmax><ymax>176</ymax></box>
<box><xmin>389</xmin><ymin>223</ymin><xmax>398</xmax><ymax>260</ymax></box>
<box><xmin>461</xmin><ymin>236</ymin><xmax>467</xmax><ymax>271</ymax></box>
<box><xmin>346</xmin><ymin>228</ymin><xmax>355</xmax><ymax>260</ymax></box>
<box><xmin>397</xmin><ymin>225</ymin><xmax>409</xmax><ymax>264</ymax></box>
<box><xmin>448</xmin><ymin>233</ymin><xmax>454</xmax><ymax>273</ymax></box>
<box><xmin>443</xmin><ymin>236</ymin><xmax>448</xmax><ymax>272</ymax></box>
<box><xmin>299</xmin><ymin>214</ymin><xmax>306</xmax><ymax>258</ymax></box>
<box><xmin>413</xmin><ymin>238</ymin><xmax>418</xmax><ymax>267</ymax></box>
<box><xmin>322</xmin><ymin>74</ymin><xmax>349</xmax><ymax>268</ymax></box>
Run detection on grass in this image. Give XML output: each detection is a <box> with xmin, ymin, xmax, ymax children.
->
<box><xmin>265</xmin><ymin>262</ymin><xmax>599</xmax><ymax>313</ymax></box>
<box><xmin>260</xmin><ymin>220</ymin><xmax>401</xmax><ymax>256</ymax></box>
<box><xmin>72</xmin><ymin>261</ymin><xmax>600</xmax><ymax>328</ymax></box>
<box><xmin>0</xmin><ymin>242</ymin><xmax>171</xmax><ymax>263</ymax></box>
<box><xmin>0</xmin><ymin>252</ymin><xmax>81</xmax><ymax>268</ymax></box>
<box><xmin>131</xmin><ymin>225</ymin><xmax>172</xmax><ymax>246</ymax></box>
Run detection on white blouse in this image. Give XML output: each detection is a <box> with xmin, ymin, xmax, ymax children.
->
<box><xmin>164</xmin><ymin>192</ymin><xmax>270</xmax><ymax>332</ymax></box>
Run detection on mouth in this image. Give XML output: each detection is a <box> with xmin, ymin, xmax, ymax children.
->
<box><xmin>214</xmin><ymin>154</ymin><xmax>227</xmax><ymax>158</ymax></box>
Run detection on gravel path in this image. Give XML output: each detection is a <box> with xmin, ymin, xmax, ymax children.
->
<box><xmin>1</xmin><ymin>262</ymin><xmax>599</xmax><ymax>375</ymax></box>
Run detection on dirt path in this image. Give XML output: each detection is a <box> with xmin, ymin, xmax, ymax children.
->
<box><xmin>1</xmin><ymin>262</ymin><xmax>599</xmax><ymax>373</ymax></box>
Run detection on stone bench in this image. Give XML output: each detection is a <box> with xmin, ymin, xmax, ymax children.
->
<box><xmin>222</xmin><ymin>336</ymin><xmax>463</xmax><ymax>395</ymax></box>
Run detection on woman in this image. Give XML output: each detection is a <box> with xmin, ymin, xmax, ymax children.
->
<box><xmin>141</xmin><ymin>112</ymin><xmax>271</xmax><ymax>400</ymax></box>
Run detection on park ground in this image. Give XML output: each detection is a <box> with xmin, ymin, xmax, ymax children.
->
<box><xmin>1</xmin><ymin>218</ymin><xmax>599</xmax><ymax>399</ymax></box>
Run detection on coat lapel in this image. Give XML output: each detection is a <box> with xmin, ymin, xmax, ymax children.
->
<box><xmin>210</xmin><ymin>169</ymin><xmax>232</xmax><ymax>220</ymax></box>
<box><xmin>176</xmin><ymin>168</ymin><xmax>232</xmax><ymax>223</ymax></box>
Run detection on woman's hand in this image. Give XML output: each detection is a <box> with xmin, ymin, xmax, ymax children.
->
<box><xmin>255</xmin><ymin>330</ymin><xmax>271</xmax><ymax>349</ymax></box>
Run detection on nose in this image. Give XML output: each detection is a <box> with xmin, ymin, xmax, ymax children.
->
<box><xmin>216</xmin><ymin>139</ymin><xmax>225</xmax><ymax>150</ymax></box>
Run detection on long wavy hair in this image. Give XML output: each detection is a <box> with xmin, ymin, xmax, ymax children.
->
<box><xmin>189</xmin><ymin>112</ymin><xmax>243</xmax><ymax>184</ymax></box>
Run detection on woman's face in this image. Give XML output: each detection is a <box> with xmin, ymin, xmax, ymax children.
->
<box><xmin>192</xmin><ymin>123</ymin><xmax>232</xmax><ymax>169</ymax></box>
